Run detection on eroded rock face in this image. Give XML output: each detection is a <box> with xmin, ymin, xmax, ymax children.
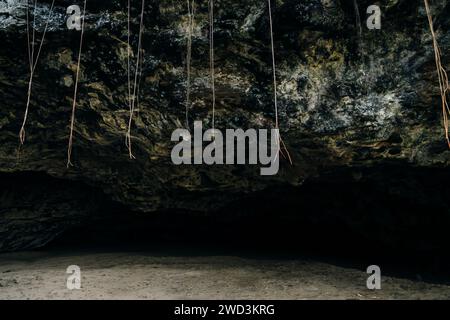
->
<box><xmin>0</xmin><ymin>172</ymin><xmax>113</xmax><ymax>251</ymax></box>
<box><xmin>0</xmin><ymin>0</ymin><xmax>449</xmax><ymax>251</ymax></box>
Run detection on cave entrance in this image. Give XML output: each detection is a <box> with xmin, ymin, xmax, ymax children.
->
<box><xmin>1</xmin><ymin>166</ymin><xmax>450</xmax><ymax>281</ymax></box>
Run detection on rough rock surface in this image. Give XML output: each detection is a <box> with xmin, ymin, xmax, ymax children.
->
<box><xmin>0</xmin><ymin>0</ymin><xmax>449</xmax><ymax>251</ymax></box>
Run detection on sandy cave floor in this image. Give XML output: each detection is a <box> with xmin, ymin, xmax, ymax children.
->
<box><xmin>0</xmin><ymin>250</ymin><xmax>449</xmax><ymax>300</ymax></box>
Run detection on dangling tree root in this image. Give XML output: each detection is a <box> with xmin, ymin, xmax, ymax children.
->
<box><xmin>185</xmin><ymin>0</ymin><xmax>195</xmax><ymax>129</ymax></box>
<box><xmin>67</xmin><ymin>0</ymin><xmax>87</xmax><ymax>167</ymax></box>
<box><xmin>125</xmin><ymin>0</ymin><xmax>146</xmax><ymax>159</ymax></box>
<box><xmin>19</xmin><ymin>0</ymin><xmax>56</xmax><ymax>145</ymax></box>
<box><xmin>424</xmin><ymin>0</ymin><xmax>450</xmax><ymax>148</ymax></box>
<box><xmin>209</xmin><ymin>0</ymin><xmax>216</xmax><ymax>132</ymax></box>
<box><xmin>267</xmin><ymin>0</ymin><xmax>293</xmax><ymax>164</ymax></box>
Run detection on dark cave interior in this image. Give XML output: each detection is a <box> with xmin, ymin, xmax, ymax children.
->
<box><xmin>0</xmin><ymin>0</ymin><xmax>450</xmax><ymax>300</ymax></box>
<box><xmin>2</xmin><ymin>165</ymin><xmax>449</xmax><ymax>283</ymax></box>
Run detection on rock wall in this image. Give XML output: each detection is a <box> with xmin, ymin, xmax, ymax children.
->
<box><xmin>0</xmin><ymin>0</ymin><xmax>449</xmax><ymax>251</ymax></box>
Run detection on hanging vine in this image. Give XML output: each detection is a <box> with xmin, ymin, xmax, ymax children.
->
<box><xmin>185</xmin><ymin>0</ymin><xmax>195</xmax><ymax>129</ymax></box>
<box><xmin>209</xmin><ymin>0</ymin><xmax>216</xmax><ymax>132</ymax></box>
<box><xmin>267</xmin><ymin>0</ymin><xmax>292</xmax><ymax>164</ymax></box>
<box><xmin>125</xmin><ymin>0</ymin><xmax>146</xmax><ymax>159</ymax></box>
<box><xmin>424</xmin><ymin>0</ymin><xmax>450</xmax><ymax>148</ymax></box>
<box><xmin>19</xmin><ymin>0</ymin><xmax>56</xmax><ymax>145</ymax></box>
<box><xmin>67</xmin><ymin>0</ymin><xmax>88</xmax><ymax>167</ymax></box>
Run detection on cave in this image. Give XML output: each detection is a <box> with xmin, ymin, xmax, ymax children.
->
<box><xmin>1</xmin><ymin>0</ymin><xmax>450</xmax><ymax>300</ymax></box>
<box><xmin>2</xmin><ymin>166</ymin><xmax>450</xmax><ymax>283</ymax></box>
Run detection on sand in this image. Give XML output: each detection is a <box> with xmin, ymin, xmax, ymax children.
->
<box><xmin>0</xmin><ymin>250</ymin><xmax>449</xmax><ymax>300</ymax></box>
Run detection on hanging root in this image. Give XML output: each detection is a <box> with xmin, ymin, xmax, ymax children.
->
<box><xmin>135</xmin><ymin>46</ymin><xmax>144</xmax><ymax>117</ymax></box>
<box><xmin>279</xmin><ymin>136</ymin><xmax>293</xmax><ymax>164</ymax></box>
<box><xmin>125</xmin><ymin>0</ymin><xmax>145</xmax><ymax>159</ymax></box>
<box><xmin>125</xmin><ymin>0</ymin><xmax>132</xmax><ymax>153</ymax></box>
<box><xmin>185</xmin><ymin>0</ymin><xmax>195</xmax><ymax>129</ymax></box>
<box><xmin>19</xmin><ymin>0</ymin><xmax>55</xmax><ymax>145</ymax></box>
<box><xmin>30</xmin><ymin>0</ymin><xmax>37</xmax><ymax>67</ymax></box>
<box><xmin>67</xmin><ymin>0</ymin><xmax>87</xmax><ymax>167</ymax></box>
<box><xmin>424</xmin><ymin>0</ymin><xmax>450</xmax><ymax>148</ymax></box>
<box><xmin>267</xmin><ymin>0</ymin><xmax>292</xmax><ymax>165</ymax></box>
<box><xmin>352</xmin><ymin>0</ymin><xmax>363</xmax><ymax>55</ymax></box>
<box><xmin>26</xmin><ymin>0</ymin><xmax>33</xmax><ymax>71</ymax></box>
<box><xmin>209</xmin><ymin>0</ymin><xmax>216</xmax><ymax>131</ymax></box>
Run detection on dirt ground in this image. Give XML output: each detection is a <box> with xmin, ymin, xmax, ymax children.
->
<box><xmin>0</xmin><ymin>250</ymin><xmax>449</xmax><ymax>300</ymax></box>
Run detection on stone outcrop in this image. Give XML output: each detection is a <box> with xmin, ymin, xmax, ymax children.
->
<box><xmin>0</xmin><ymin>0</ymin><xmax>449</xmax><ymax>251</ymax></box>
